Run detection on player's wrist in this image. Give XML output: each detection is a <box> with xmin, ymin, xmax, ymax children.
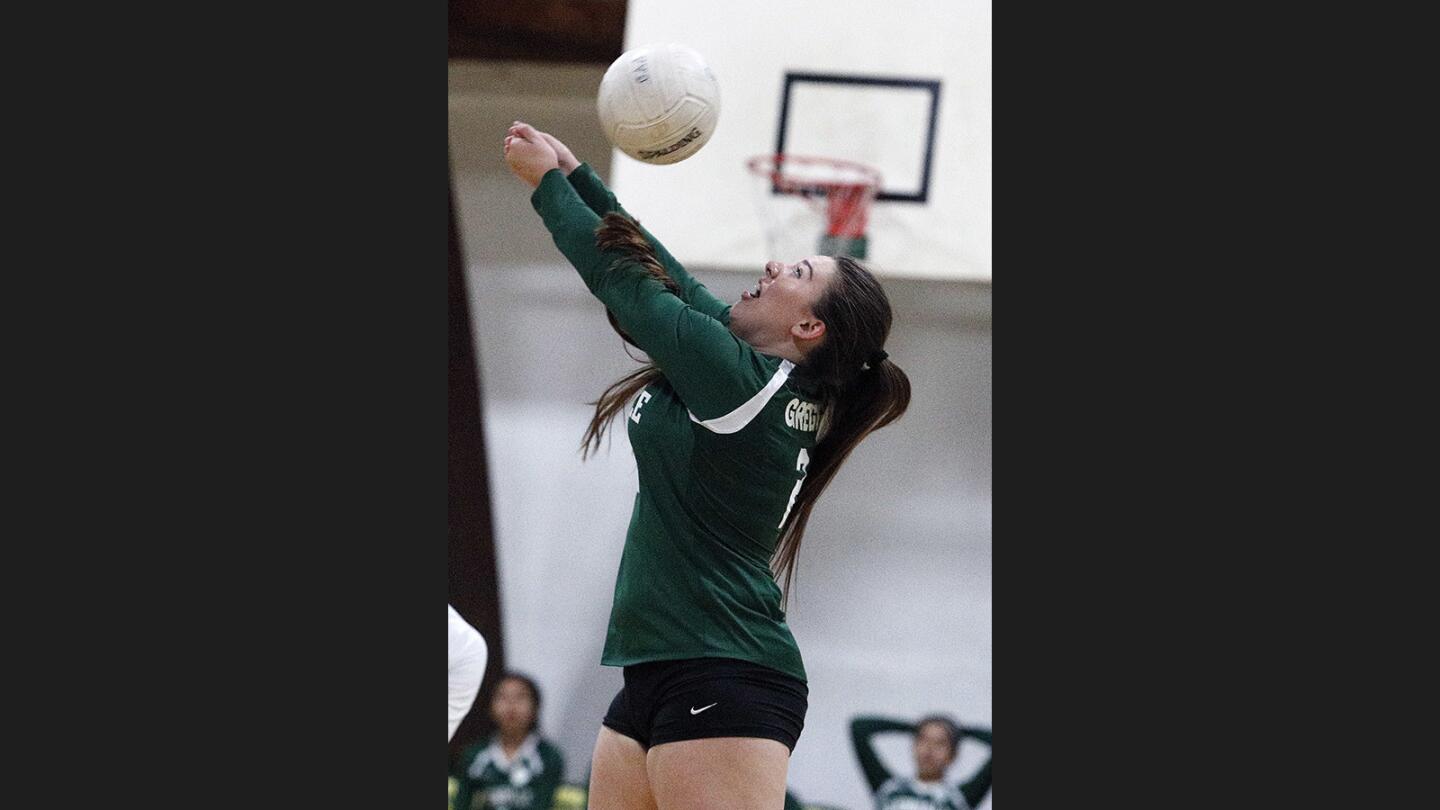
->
<box><xmin>530</xmin><ymin>165</ymin><xmax>563</xmax><ymax>188</ymax></box>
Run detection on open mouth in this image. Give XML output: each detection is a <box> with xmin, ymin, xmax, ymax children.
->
<box><xmin>741</xmin><ymin>280</ymin><xmax>763</xmax><ymax>300</ymax></box>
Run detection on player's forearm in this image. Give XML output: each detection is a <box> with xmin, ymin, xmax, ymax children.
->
<box><xmin>565</xmin><ymin>162</ymin><xmax>619</xmax><ymax>216</ymax></box>
<box><xmin>530</xmin><ymin>172</ymin><xmax>686</xmax><ymax>349</ymax></box>
<box><xmin>531</xmin><ymin>169</ymin><xmax>632</xmax><ymax>295</ymax></box>
<box><xmin>531</xmin><ymin>170</ymin><xmax>752</xmax><ymax>406</ymax></box>
<box><xmin>566</xmin><ymin>164</ymin><xmax>728</xmax><ymax>319</ymax></box>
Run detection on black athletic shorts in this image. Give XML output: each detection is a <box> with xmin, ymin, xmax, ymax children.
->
<box><xmin>602</xmin><ymin>657</ymin><xmax>809</xmax><ymax>752</ymax></box>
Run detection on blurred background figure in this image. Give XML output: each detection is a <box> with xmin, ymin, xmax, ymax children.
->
<box><xmin>453</xmin><ymin>672</ymin><xmax>566</xmax><ymax>810</ymax></box>
<box><xmin>851</xmin><ymin>714</ymin><xmax>992</xmax><ymax>810</ymax></box>
<box><xmin>450</xmin><ymin>604</ymin><xmax>489</xmax><ymax>741</ymax></box>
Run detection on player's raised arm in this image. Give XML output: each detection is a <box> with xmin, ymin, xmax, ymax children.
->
<box><xmin>523</xmin><ymin>185</ymin><xmax>766</xmax><ymax>423</ymax></box>
<box><xmin>513</xmin><ymin>122</ymin><xmax>730</xmax><ymax>322</ymax></box>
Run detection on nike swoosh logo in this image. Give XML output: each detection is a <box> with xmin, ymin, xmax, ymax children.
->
<box><xmin>690</xmin><ymin>703</ymin><xmax>718</xmax><ymax>715</ymax></box>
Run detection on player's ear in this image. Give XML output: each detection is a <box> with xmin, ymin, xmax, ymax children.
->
<box><xmin>791</xmin><ymin>318</ymin><xmax>825</xmax><ymax>341</ymax></box>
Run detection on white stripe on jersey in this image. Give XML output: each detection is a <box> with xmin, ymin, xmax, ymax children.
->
<box><xmin>688</xmin><ymin>360</ymin><xmax>795</xmax><ymax>434</ymax></box>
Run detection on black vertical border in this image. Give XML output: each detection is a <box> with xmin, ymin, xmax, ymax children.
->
<box><xmin>447</xmin><ymin>160</ymin><xmax>508</xmax><ymax>765</ymax></box>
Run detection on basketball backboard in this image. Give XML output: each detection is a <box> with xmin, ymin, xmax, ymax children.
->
<box><xmin>607</xmin><ymin>0</ymin><xmax>991</xmax><ymax>281</ymax></box>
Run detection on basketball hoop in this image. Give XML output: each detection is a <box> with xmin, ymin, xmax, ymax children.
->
<box><xmin>745</xmin><ymin>154</ymin><xmax>882</xmax><ymax>259</ymax></box>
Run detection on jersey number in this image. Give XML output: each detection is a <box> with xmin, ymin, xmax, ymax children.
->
<box><xmin>778</xmin><ymin>448</ymin><xmax>810</xmax><ymax>528</ymax></box>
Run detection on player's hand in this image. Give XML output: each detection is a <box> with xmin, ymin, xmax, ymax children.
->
<box><xmin>539</xmin><ymin>132</ymin><xmax>581</xmax><ymax>174</ymax></box>
<box><xmin>503</xmin><ymin>122</ymin><xmax>559</xmax><ymax>188</ymax></box>
<box><xmin>510</xmin><ymin>122</ymin><xmax>580</xmax><ymax>175</ymax></box>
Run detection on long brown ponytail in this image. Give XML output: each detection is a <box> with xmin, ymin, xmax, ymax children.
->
<box><xmin>580</xmin><ymin>213</ymin><xmax>673</xmax><ymax>459</ymax></box>
<box><xmin>772</xmin><ymin>257</ymin><xmax>910</xmax><ymax>601</ymax></box>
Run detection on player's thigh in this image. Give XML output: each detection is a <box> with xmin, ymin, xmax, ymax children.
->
<box><xmin>589</xmin><ymin>725</ymin><xmax>659</xmax><ymax>810</ymax></box>
<box><xmin>646</xmin><ymin>736</ymin><xmax>790</xmax><ymax>810</ymax></box>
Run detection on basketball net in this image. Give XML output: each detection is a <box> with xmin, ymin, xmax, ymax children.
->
<box><xmin>746</xmin><ymin>154</ymin><xmax>882</xmax><ymax>261</ymax></box>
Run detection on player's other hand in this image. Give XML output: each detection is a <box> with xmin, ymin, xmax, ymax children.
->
<box><xmin>509</xmin><ymin>122</ymin><xmax>580</xmax><ymax>175</ymax></box>
<box><xmin>539</xmin><ymin>131</ymin><xmax>581</xmax><ymax>174</ymax></box>
<box><xmin>504</xmin><ymin>121</ymin><xmax>560</xmax><ymax>188</ymax></box>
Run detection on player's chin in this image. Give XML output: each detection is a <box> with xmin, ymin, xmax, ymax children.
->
<box><xmin>727</xmin><ymin>301</ymin><xmax>751</xmax><ymax>330</ymax></box>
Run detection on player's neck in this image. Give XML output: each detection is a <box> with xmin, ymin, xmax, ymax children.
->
<box><xmin>747</xmin><ymin>335</ymin><xmax>808</xmax><ymax>364</ymax></box>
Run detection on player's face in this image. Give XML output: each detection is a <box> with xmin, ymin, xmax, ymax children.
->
<box><xmin>490</xmin><ymin>677</ymin><xmax>537</xmax><ymax>736</ymax></box>
<box><xmin>730</xmin><ymin>256</ymin><xmax>837</xmax><ymax>345</ymax></box>
<box><xmin>913</xmin><ymin>721</ymin><xmax>958</xmax><ymax>781</ymax></box>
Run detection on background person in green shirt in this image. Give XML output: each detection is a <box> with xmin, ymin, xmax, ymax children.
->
<box><xmin>503</xmin><ymin>122</ymin><xmax>911</xmax><ymax>810</ymax></box>
<box><xmin>453</xmin><ymin>672</ymin><xmax>566</xmax><ymax>810</ymax></box>
<box><xmin>851</xmin><ymin>715</ymin><xmax>992</xmax><ymax>810</ymax></box>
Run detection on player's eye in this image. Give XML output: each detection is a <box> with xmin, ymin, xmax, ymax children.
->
<box><xmin>793</xmin><ymin>266</ymin><xmax>802</xmax><ymax>277</ymax></box>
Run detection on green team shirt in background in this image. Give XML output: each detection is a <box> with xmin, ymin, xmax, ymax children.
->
<box><xmin>850</xmin><ymin>717</ymin><xmax>993</xmax><ymax>810</ymax></box>
<box><xmin>452</xmin><ymin>734</ymin><xmax>564</xmax><ymax>810</ymax></box>
<box><xmin>531</xmin><ymin>164</ymin><xmax>818</xmax><ymax>683</ymax></box>
<box><xmin>873</xmin><ymin>778</ymin><xmax>971</xmax><ymax>810</ymax></box>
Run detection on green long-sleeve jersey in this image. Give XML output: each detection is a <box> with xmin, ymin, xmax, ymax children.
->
<box><xmin>531</xmin><ymin>165</ymin><xmax>817</xmax><ymax>682</ymax></box>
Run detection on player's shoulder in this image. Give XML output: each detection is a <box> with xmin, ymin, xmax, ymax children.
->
<box><xmin>687</xmin><ymin>354</ymin><xmax>794</xmax><ymax>435</ymax></box>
